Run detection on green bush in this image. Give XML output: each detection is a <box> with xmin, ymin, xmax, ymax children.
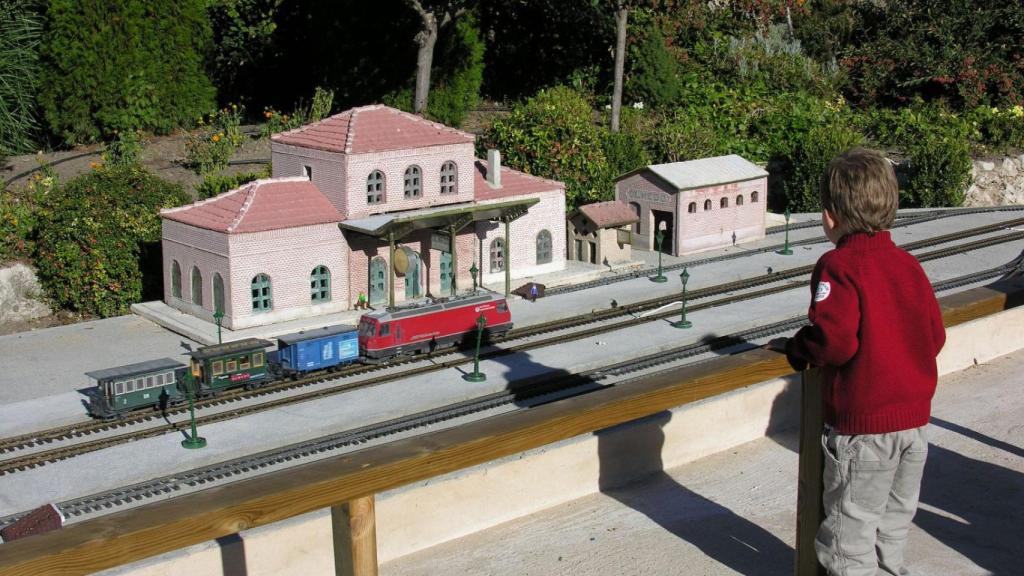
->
<box><xmin>602</xmin><ymin>128</ymin><xmax>650</xmax><ymax>180</ymax></box>
<box><xmin>0</xmin><ymin>0</ymin><xmax>43</xmax><ymax>156</ymax></box>
<box><xmin>481</xmin><ymin>86</ymin><xmax>613</xmax><ymax>208</ymax></box>
<box><xmin>626</xmin><ymin>21</ymin><xmax>685</xmax><ymax>109</ymax></box>
<box><xmin>101</xmin><ymin>129</ymin><xmax>144</xmax><ymax>170</ymax></box>
<box><xmin>206</xmin><ymin>0</ymin><xmax>282</xmax><ymax>106</ymax></box>
<box><xmin>965</xmin><ymin>105</ymin><xmax>1024</xmax><ymax>153</ymax></box>
<box><xmin>39</xmin><ymin>0</ymin><xmax>216</xmax><ymax>145</ymax></box>
<box><xmin>903</xmin><ymin>125</ymin><xmax>972</xmax><ymax>208</ymax></box>
<box><xmin>783</xmin><ymin>119</ymin><xmax>862</xmax><ymax>213</ymax></box>
<box><xmin>195</xmin><ymin>166</ymin><xmax>271</xmax><ymax>200</ymax></box>
<box><xmin>0</xmin><ymin>168</ymin><xmax>53</xmax><ymax>263</ymax></box>
<box><xmin>259</xmin><ymin>87</ymin><xmax>334</xmax><ymax>139</ymax></box>
<box><xmin>647</xmin><ymin>109</ymin><xmax>719</xmax><ymax>163</ymax></box>
<box><xmin>184</xmin><ymin>105</ymin><xmax>246</xmax><ymax>175</ymax></box>
<box><xmin>33</xmin><ymin>166</ymin><xmax>189</xmax><ymax>317</ymax></box>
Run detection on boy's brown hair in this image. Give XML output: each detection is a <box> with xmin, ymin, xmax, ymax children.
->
<box><xmin>820</xmin><ymin>147</ymin><xmax>898</xmax><ymax>233</ymax></box>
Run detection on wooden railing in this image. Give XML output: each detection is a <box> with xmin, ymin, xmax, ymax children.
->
<box><xmin>1</xmin><ymin>276</ymin><xmax>1021</xmax><ymax>576</ymax></box>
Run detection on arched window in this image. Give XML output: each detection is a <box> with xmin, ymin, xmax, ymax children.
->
<box><xmin>751</xmin><ymin>191</ymin><xmax>759</xmax><ymax>203</ymax></box>
<box><xmin>251</xmin><ymin>274</ymin><xmax>272</xmax><ymax>312</ymax></box>
<box><xmin>191</xmin><ymin>266</ymin><xmax>203</xmax><ymax>306</ymax></box>
<box><xmin>171</xmin><ymin>260</ymin><xmax>182</xmax><ymax>298</ymax></box>
<box><xmin>736</xmin><ymin>195</ymin><xmax>744</xmax><ymax>206</ymax></box>
<box><xmin>440</xmin><ymin>161</ymin><xmax>458</xmax><ymax>194</ymax></box>
<box><xmin>704</xmin><ymin>199</ymin><xmax>712</xmax><ymax>211</ymax></box>
<box><xmin>490</xmin><ymin>238</ymin><xmax>505</xmax><ymax>273</ymax></box>
<box><xmin>720</xmin><ymin>197</ymin><xmax>729</xmax><ymax>208</ymax></box>
<box><xmin>367</xmin><ymin>170</ymin><xmax>384</xmax><ymax>204</ymax></box>
<box><xmin>536</xmin><ymin>230</ymin><xmax>552</xmax><ymax>264</ymax></box>
<box><xmin>688</xmin><ymin>202</ymin><xmax>697</xmax><ymax>214</ymax></box>
<box><xmin>213</xmin><ymin>273</ymin><xmax>225</xmax><ymax>314</ymax></box>
<box><xmin>310</xmin><ymin>265</ymin><xmax>330</xmax><ymax>302</ymax></box>
<box><xmin>629</xmin><ymin>202</ymin><xmax>641</xmax><ymax>233</ymax></box>
<box><xmin>404</xmin><ymin>165</ymin><xmax>421</xmax><ymax>199</ymax></box>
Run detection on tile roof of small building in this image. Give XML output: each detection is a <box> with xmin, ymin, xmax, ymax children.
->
<box><xmin>629</xmin><ymin>154</ymin><xmax>769</xmax><ymax>191</ymax></box>
<box><xmin>473</xmin><ymin>160</ymin><xmax>564</xmax><ymax>201</ymax></box>
<box><xmin>577</xmin><ymin>200</ymin><xmax>640</xmax><ymax>229</ymax></box>
<box><xmin>270</xmin><ymin>105</ymin><xmax>476</xmax><ymax>154</ymax></box>
<box><xmin>160</xmin><ymin>177</ymin><xmax>341</xmax><ymax>234</ymax></box>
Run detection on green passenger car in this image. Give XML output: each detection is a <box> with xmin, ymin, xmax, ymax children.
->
<box><xmin>85</xmin><ymin>358</ymin><xmax>187</xmax><ymax>418</ymax></box>
<box><xmin>188</xmin><ymin>338</ymin><xmax>273</xmax><ymax>393</ymax></box>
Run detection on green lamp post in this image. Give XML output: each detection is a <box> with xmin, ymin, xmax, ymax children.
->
<box><xmin>671</xmin><ymin>267</ymin><xmax>693</xmax><ymax>329</ymax></box>
<box><xmin>470</xmin><ymin>262</ymin><xmax>479</xmax><ymax>292</ymax></box>
<box><xmin>779</xmin><ymin>207</ymin><xmax>794</xmax><ymax>255</ymax></box>
<box><xmin>180</xmin><ymin>371</ymin><xmax>207</xmax><ymax>449</ymax></box>
<box><xmin>213</xmin><ymin>309</ymin><xmax>224</xmax><ymax>344</ymax></box>
<box><xmin>463</xmin><ymin>313</ymin><xmax>487</xmax><ymax>382</ymax></box>
<box><xmin>651</xmin><ymin>229</ymin><xmax>667</xmax><ymax>283</ymax></box>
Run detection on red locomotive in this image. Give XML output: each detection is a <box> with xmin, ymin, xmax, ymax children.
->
<box><xmin>358</xmin><ymin>293</ymin><xmax>512</xmax><ymax>359</ymax></box>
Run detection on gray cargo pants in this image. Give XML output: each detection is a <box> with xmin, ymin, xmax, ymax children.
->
<box><xmin>815</xmin><ymin>425</ymin><xmax>928</xmax><ymax>576</ymax></box>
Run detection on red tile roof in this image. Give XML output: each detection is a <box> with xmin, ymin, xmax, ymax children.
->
<box><xmin>271</xmin><ymin>105</ymin><xmax>475</xmax><ymax>154</ymax></box>
<box><xmin>473</xmin><ymin>160</ymin><xmax>564</xmax><ymax>201</ymax></box>
<box><xmin>577</xmin><ymin>201</ymin><xmax>639</xmax><ymax>229</ymax></box>
<box><xmin>161</xmin><ymin>178</ymin><xmax>341</xmax><ymax>234</ymax></box>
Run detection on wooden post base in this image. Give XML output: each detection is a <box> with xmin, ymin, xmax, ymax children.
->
<box><xmin>795</xmin><ymin>367</ymin><xmax>826</xmax><ymax>576</ymax></box>
<box><xmin>332</xmin><ymin>496</ymin><xmax>378</xmax><ymax>576</ymax></box>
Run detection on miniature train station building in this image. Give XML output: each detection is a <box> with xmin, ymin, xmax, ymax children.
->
<box><xmin>567</xmin><ymin>200</ymin><xmax>640</xmax><ymax>265</ymax></box>
<box><xmin>615</xmin><ymin>155</ymin><xmax>768</xmax><ymax>256</ymax></box>
<box><xmin>160</xmin><ymin>105</ymin><xmax>566</xmax><ymax>330</ymax></box>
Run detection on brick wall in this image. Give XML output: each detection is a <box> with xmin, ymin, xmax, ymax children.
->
<box><xmin>476</xmin><ymin>190</ymin><xmax>566</xmax><ymax>285</ymax></box>
<box><xmin>615</xmin><ymin>173</ymin><xmax>676</xmax><ymax>251</ymax></box>
<box><xmin>678</xmin><ymin>178</ymin><xmax>766</xmax><ymax>254</ymax></box>
<box><xmin>600</xmin><ymin>228</ymin><xmax>632</xmax><ymax>263</ymax></box>
<box><xmin>271</xmin><ymin>143</ymin><xmax>348</xmax><ymax>215</ymax></box>
<box><xmin>226</xmin><ymin>224</ymin><xmax>349</xmax><ymax>329</ymax></box>
<box><xmin>161</xmin><ymin>220</ymin><xmax>230</xmax><ymax>320</ymax></box>
<box><xmin>344</xmin><ymin>143</ymin><xmax>476</xmax><ymax>220</ymax></box>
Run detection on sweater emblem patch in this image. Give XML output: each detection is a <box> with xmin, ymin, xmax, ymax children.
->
<box><xmin>814</xmin><ymin>281</ymin><xmax>832</xmax><ymax>302</ymax></box>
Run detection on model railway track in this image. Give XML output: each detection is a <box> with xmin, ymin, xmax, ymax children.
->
<box><xmin>548</xmin><ymin>206</ymin><xmax>1024</xmax><ymax>298</ymax></box>
<box><xmin>0</xmin><ymin>229</ymin><xmax>1020</xmax><ymax>476</ymax></box>
<box><xmin>3</xmin><ymin>211</ymin><xmax>1019</xmax><ymax>458</ymax></box>
<box><xmin>1</xmin><ymin>262</ymin><xmax>1012</xmax><ymax>531</ymax></box>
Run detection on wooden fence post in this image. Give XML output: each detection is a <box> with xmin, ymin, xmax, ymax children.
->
<box><xmin>331</xmin><ymin>496</ymin><xmax>378</xmax><ymax>576</ymax></box>
<box><xmin>795</xmin><ymin>367</ymin><xmax>827</xmax><ymax>576</ymax></box>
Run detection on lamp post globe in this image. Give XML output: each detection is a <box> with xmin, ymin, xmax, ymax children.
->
<box><xmin>213</xmin><ymin>310</ymin><xmax>224</xmax><ymax>344</ymax></box>
<box><xmin>672</xmin><ymin>267</ymin><xmax>693</xmax><ymax>329</ymax></box>
<box><xmin>651</xmin><ymin>229</ymin><xmax>667</xmax><ymax>283</ymax></box>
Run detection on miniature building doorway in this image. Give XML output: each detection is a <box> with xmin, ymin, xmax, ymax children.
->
<box><xmin>439</xmin><ymin>252</ymin><xmax>453</xmax><ymax>296</ymax></box>
<box><xmin>404</xmin><ymin>249</ymin><xmax>421</xmax><ymax>299</ymax></box>
<box><xmin>652</xmin><ymin>209</ymin><xmax>674</xmax><ymax>255</ymax></box>
<box><xmin>369</xmin><ymin>257</ymin><xmax>387</xmax><ymax>307</ymax></box>
<box><xmin>213</xmin><ymin>273</ymin><xmax>225</xmax><ymax>314</ymax></box>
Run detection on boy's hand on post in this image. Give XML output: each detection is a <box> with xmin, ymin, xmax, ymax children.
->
<box><xmin>764</xmin><ymin>337</ymin><xmax>789</xmax><ymax>353</ymax></box>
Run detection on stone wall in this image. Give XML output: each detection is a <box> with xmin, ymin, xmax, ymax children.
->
<box><xmin>965</xmin><ymin>155</ymin><xmax>1024</xmax><ymax>206</ymax></box>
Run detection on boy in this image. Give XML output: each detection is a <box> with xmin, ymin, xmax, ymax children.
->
<box><xmin>769</xmin><ymin>148</ymin><xmax>946</xmax><ymax>576</ymax></box>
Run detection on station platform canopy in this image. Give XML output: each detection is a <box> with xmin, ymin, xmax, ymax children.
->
<box><xmin>339</xmin><ymin>198</ymin><xmax>539</xmax><ymax>240</ymax></box>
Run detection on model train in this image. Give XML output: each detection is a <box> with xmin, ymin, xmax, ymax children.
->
<box><xmin>85</xmin><ymin>293</ymin><xmax>512</xmax><ymax>418</ymax></box>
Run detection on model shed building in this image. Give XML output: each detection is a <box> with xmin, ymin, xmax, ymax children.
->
<box><xmin>161</xmin><ymin>105</ymin><xmax>566</xmax><ymax>330</ymax></box>
<box><xmin>615</xmin><ymin>155</ymin><xmax>768</xmax><ymax>256</ymax></box>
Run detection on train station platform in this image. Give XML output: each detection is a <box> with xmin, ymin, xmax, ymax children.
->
<box><xmin>381</xmin><ymin>347</ymin><xmax>1024</xmax><ymax>576</ymax></box>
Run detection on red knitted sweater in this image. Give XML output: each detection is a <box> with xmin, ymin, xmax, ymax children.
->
<box><xmin>786</xmin><ymin>231</ymin><xmax>946</xmax><ymax>434</ymax></box>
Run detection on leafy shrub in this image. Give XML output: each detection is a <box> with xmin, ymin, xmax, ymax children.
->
<box><xmin>259</xmin><ymin>87</ymin><xmax>334</xmax><ymax>139</ymax></box>
<box><xmin>185</xmin><ymin>105</ymin><xmax>246</xmax><ymax>175</ymax></box>
<box><xmin>0</xmin><ymin>167</ymin><xmax>54</xmax><ymax>263</ymax></box>
<box><xmin>903</xmin><ymin>124</ymin><xmax>972</xmax><ymax>208</ymax></box>
<box><xmin>39</xmin><ymin>0</ymin><xmax>216</xmax><ymax>145</ymax></box>
<box><xmin>195</xmin><ymin>166</ymin><xmax>271</xmax><ymax>200</ymax></box>
<box><xmin>647</xmin><ymin>109</ymin><xmax>719</xmax><ymax>163</ymax></box>
<box><xmin>784</xmin><ymin>120</ymin><xmax>862</xmax><ymax>212</ymax></box>
<box><xmin>33</xmin><ymin>166</ymin><xmax>189</xmax><ymax>317</ymax></box>
<box><xmin>481</xmin><ymin>86</ymin><xmax>613</xmax><ymax>208</ymax></box>
<box><xmin>101</xmin><ymin>129</ymin><xmax>144</xmax><ymax>170</ymax></box>
<box><xmin>206</xmin><ymin>0</ymin><xmax>282</xmax><ymax>106</ymax></box>
<box><xmin>626</xmin><ymin>21</ymin><xmax>685</xmax><ymax>109</ymax></box>
<box><xmin>965</xmin><ymin>105</ymin><xmax>1024</xmax><ymax>153</ymax></box>
<box><xmin>0</xmin><ymin>0</ymin><xmax>42</xmax><ymax>156</ymax></box>
<box><xmin>602</xmin><ymin>128</ymin><xmax>650</xmax><ymax>180</ymax></box>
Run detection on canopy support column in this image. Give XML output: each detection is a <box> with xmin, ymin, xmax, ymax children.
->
<box><xmin>388</xmin><ymin>233</ymin><xmax>396</xmax><ymax>309</ymax></box>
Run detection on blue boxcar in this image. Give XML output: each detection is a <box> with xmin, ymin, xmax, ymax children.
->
<box><xmin>276</xmin><ymin>325</ymin><xmax>360</xmax><ymax>374</ymax></box>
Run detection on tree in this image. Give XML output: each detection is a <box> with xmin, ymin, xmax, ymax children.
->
<box><xmin>406</xmin><ymin>0</ymin><xmax>473</xmax><ymax>115</ymax></box>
